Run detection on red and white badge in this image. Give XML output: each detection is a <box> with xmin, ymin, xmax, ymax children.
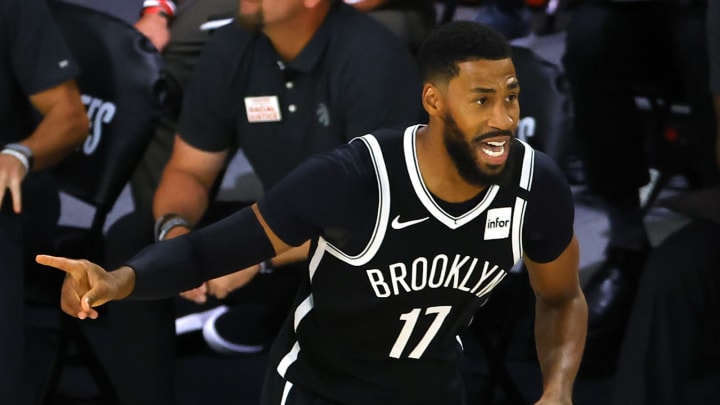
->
<box><xmin>244</xmin><ymin>96</ymin><xmax>282</xmax><ymax>123</ymax></box>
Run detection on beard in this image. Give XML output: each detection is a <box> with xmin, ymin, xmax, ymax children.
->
<box><xmin>442</xmin><ymin>113</ymin><xmax>514</xmax><ymax>187</ymax></box>
<box><xmin>236</xmin><ymin>4</ymin><xmax>264</xmax><ymax>31</ymax></box>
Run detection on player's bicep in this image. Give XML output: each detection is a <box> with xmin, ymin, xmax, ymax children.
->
<box><xmin>164</xmin><ymin>135</ymin><xmax>228</xmax><ymax>191</ymax></box>
<box><xmin>522</xmin><ymin>152</ymin><xmax>575</xmax><ymax>263</ymax></box>
<box><xmin>525</xmin><ymin>234</ymin><xmax>581</xmax><ymax>305</ymax></box>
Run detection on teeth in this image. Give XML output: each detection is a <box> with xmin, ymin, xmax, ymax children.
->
<box><xmin>482</xmin><ymin>145</ymin><xmax>504</xmax><ymax>157</ymax></box>
<box><xmin>481</xmin><ymin>140</ymin><xmax>506</xmax><ymax>157</ymax></box>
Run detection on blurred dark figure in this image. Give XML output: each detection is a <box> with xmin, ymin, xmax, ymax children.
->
<box><xmin>562</xmin><ymin>0</ymin><xmax>718</xmax><ymax>375</ymax></box>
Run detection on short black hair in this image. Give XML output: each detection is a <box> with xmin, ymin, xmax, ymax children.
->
<box><xmin>416</xmin><ymin>21</ymin><xmax>512</xmax><ymax>83</ymax></box>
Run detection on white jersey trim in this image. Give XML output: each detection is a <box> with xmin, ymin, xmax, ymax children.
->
<box><xmin>512</xmin><ymin>196</ymin><xmax>527</xmax><ymax>263</ymax></box>
<box><xmin>294</xmin><ymin>294</ymin><xmax>314</xmax><ymax>331</ymax></box>
<box><xmin>279</xmin><ymin>134</ymin><xmax>392</xmax><ymax>380</ymax></box>
<box><xmin>275</xmin><ymin>294</ymin><xmax>314</xmax><ymax>379</ymax></box>
<box><xmin>516</xmin><ymin>139</ymin><xmax>535</xmax><ymax>191</ymax></box>
<box><xmin>319</xmin><ymin>134</ymin><xmax>391</xmax><ymax>266</ymax></box>
<box><xmin>308</xmin><ymin>238</ymin><xmax>327</xmax><ymax>281</ymax></box>
<box><xmin>404</xmin><ymin>125</ymin><xmax>500</xmax><ymax>229</ymax></box>
<box><xmin>280</xmin><ymin>380</ymin><xmax>294</xmax><ymax>405</ymax></box>
<box><xmin>512</xmin><ymin>139</ymin><xmax>533</xmax><ymax>262</ymax></box>
<box><xmin>277</xmin><ymin>341</ymin><xmax>300</xmax><ymax>378</ymax></box>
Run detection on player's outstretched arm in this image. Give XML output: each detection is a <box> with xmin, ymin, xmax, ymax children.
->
<box><xmin>35</xmin><ymin>255</ymin><xmax>136</xmax><ymax>320</ymax></box>
<box><xmin>525</xmin><ymin>234</ymin><xmax>587</xmax><ymax>405</ymax></box>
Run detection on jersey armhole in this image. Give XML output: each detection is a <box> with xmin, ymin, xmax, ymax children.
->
<box><xmin>316</xmin><ymin>134</ymin><xmax>391</xmax><ymax>267</ymax></box>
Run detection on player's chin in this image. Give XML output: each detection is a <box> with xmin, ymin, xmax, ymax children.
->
<box><xmin>475</xmin><ymin>156</ymin><xmax>506</xmax><ymax>173</ymax></box>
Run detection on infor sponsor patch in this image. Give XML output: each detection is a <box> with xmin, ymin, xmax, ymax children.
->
<box><xmin>484</xmin><ymin>207</ymin><xmax>511</xmax><ymax>240</ymax></box>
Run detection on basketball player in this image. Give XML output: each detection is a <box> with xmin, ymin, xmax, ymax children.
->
<box><xmin>37</xmin><ymin>21</ymin><xmax>587</xmax><ymax>405</ymax></box>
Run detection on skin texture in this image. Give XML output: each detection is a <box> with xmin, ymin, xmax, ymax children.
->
<box><xmin>36</xmin><ymin>57</ymin><xmax>587</xmax><ymax>404</ymax></box>
<box><xmin>134</xmin><ymin>12</ymin><xmax>171</xmax><ymax>52</ymax></box>
<box><xmin>236</xmin><ymin>0</ymin><xmax>329</xmax><ymax>60</ymax></box>
<box><xmin>0</xmin><ymin>80</ymin><xmax>88</xmax><ymax>213</ymax></box>
<box><xmin>416</xmin><ymin>59</ymin><xmax>519</xmax><ymax>202</ymax></box>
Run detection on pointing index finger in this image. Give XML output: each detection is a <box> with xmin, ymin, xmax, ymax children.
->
<box><xmin>35</xmin><ymin>254</ymin><xmax>83</xmax><ymax>277</ymax></box>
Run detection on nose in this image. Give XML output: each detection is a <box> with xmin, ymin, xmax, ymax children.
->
<box><xmin>487</xmin><ymin>103</ymin><xmax>515</xmax><ymax>131</ymax></box>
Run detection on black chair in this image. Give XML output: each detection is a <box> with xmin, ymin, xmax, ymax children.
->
<box><xmin>24</xmin><ymin>2</ymin><xmax>166</xmax><ymax>404</ymax></box>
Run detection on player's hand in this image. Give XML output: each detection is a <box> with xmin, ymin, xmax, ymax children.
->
<box><xmin>180</xmin><ymin>283</ymin><xmax>208</xmax><ymax>304</ymax></box>
<box><xmin>206</xmin><ymin>264</ymin><xmax>261</xmax><ymax>300</ymax></box>
<box><xmin>0</xmin><ymin>152</ymin><xmax>28</xmax><ymax>213</ymax></box>
<box><xmin>135</xmin><ymin>12</ymin><xmax>171</xmax><ymax>52</ymax></box>
<box><xmin>35</xmin><ymin>255</ymin><xmax>134</xmax><ymax>320</ymax></box>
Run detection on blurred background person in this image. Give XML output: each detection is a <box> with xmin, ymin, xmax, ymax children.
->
<box><xmin>562</xmin><ymin>0</ymin><xmax>717</xmax><ymax>374</ymax></box>
<box><xmin>0</xmin><ymin>0</ymin><xmax>89</xmax><ymax>403</ymax></box>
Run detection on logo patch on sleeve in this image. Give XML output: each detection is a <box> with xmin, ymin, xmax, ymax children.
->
<box><xmin>484</xmin><ymin>207</ymin><xmax>512</xmax><ymax>240</ymax></box>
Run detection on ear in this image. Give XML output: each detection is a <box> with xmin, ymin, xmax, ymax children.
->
<box><xmin>422</xmin><ymin>83</ymin><xmax>444</xmax><ymax>118</ymax></box>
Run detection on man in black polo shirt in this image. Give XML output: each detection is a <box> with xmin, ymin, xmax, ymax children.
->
<box><xmin>0</xmin><ymin>0</ymin><xmax>89</xmax><ymax>402</ymax></box>
<box><xmin>91</xmin><ymin>0</ymin><xmax>424</xmax><ymax>404</ymax></box>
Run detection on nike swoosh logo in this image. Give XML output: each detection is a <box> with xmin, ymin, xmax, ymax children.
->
<box><xmin>391</xmin><ymin>215</ymin><xmax>429</xmax><ymax>230</ymax></box>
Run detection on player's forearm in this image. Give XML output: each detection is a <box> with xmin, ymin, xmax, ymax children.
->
<box><xmin>153</xmin><ymin>166</ymin><xmax>210</xmax><ymax>226</ymax></box>
<box><xmin>24</xmin><ymin>82</ymin><xmax>89</xmax><ymax>170</ymax></box>
<box><xmin>109</xmin><ymin>266</ymin><xmax>137</xmax><ymax>300</ymax></box>
<box><xmin>534</xmin><ymin>291</ymin><xmax>587</xmax><ymax>402</ymax></box>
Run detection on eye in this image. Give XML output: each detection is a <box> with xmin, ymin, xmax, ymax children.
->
<box><xmin>475</xmin><ymin>97</ymin><xmax>488</xmax><ymax>106</ymax></box>
<box><xmin>506</xmin><ymin>94</ymin><xmax>518</xmax><ymax>103</ymax></box>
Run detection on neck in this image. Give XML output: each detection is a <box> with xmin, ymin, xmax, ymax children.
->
<box><xmin>263</xmin><ymin>4</ymin><xmax>330</xmax><ymax>61</ymax></box>
<box><xmin>415</xmin><ymin>125</ymin><xmax>486</xmax><ymax>203</ymax></box>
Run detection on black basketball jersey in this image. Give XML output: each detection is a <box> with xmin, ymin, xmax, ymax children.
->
<box><xmin>265</xmin><ymin>125</ymin><xmax>540</xmax><ymax>405</ymax></box>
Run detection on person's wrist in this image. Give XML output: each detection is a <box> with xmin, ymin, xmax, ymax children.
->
<box><xmin>154</xmin><ymin>213</ymin><xmax>191</xmax><ymax>242</ymax></box>
<box><xmin>163</xmin><ymin>225</ymin><xmax>190</xmax><ymax>240</ymax></box>
<box><xmin>258</xmin><ymin>259</ymin><xmax>274</xmax><ymax>274</ymax></box>
<box><xmin>141</xmin><ymin>0</ymin><xmax>176</xmax><ymax>20</ymax></box>
<box><xmin>1</xmin><ymin>143</ymin><xmax>34</xmax><ymax>172</ymax></box>
<box><xmin>110</xmin><ymin>266</ymin><xmax>137</xmax><ymax>300</ymax></box>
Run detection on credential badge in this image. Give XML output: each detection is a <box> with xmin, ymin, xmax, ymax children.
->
<box><xmin>245</xmin><ymin>96</ymin><xmax>282</xmax><ymax>123</ymax></box>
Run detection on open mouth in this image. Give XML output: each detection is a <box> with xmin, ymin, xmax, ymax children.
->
<box><xmin>481</xmin><ymin>140</ymin><xmax>506</xmax><ymax>157</ymax></box>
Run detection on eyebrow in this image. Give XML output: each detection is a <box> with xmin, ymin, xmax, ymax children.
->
<box><xmin>470</xmin><ymin>87</ymin><xmax>496</xmax><ymax>94</ymax></box>
<box><xmin>470</xmin><ymin>81</ymin><xmax>520</xmax><ymax>94</ymax></box>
